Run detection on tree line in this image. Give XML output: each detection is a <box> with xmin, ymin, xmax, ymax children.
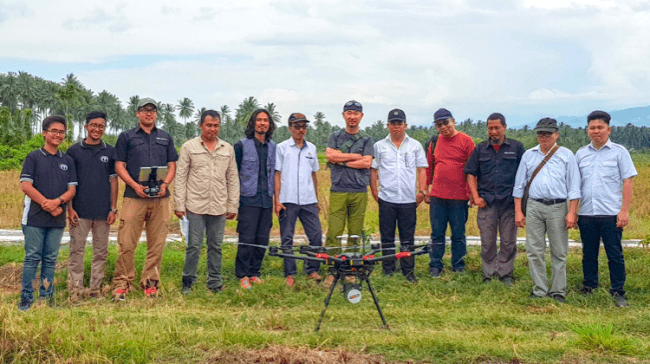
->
<box><xmin>2</xmin><ymin>71</ymin><xmax>650</xmax><ymax>171</ymax></box>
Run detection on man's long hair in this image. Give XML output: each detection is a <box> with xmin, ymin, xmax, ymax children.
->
<box><xmin>244</xmin><ymin>109</ymin><xmax>275</xmax><ymax>139</ymax></box>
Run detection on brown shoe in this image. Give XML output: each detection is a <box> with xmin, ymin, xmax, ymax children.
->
<box><xmin>286</xmin><ymin>275</ymin><xmax>295</xmax><ymax>287</ymax></box>
<box><xmin>307</xmin><ymin>272</ymin><xmax>322</xmax><ymax>281</ymax></box>
<box><xmin>323</xmin><ymin>274</ymin><xmax>335</xmax><ymax>289</ymax></box>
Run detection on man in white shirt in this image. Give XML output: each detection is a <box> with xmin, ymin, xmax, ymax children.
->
<box><xmin>370</xmin><ymin>109</ymin><xmax>428</xmax><ymax>282</ymax></box>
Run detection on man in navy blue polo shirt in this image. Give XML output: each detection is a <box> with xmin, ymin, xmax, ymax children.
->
<box><xmin>66</xmin><ymin>111</ymin><xmax>118</xmax><ymax>301</ymax></box>
<box><xmin>19</xmin><ymin>115</ymin><xmax>77</xmax><ymax>311</ymax></box>
<box><xmin>464</xmin><ymin>113</ymin><xmax>525</xmax><ymax>285</ymax></box>
<box><xmin>112</xmin><ymin>98</ymin><xmax>178</xmax><ymax>300</ymax></box>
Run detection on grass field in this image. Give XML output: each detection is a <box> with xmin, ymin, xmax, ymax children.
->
<box><xmin>2</xmin><ymin>242</ymin><xmax>650</xmax><ymax>363</ymax></box>
<box><xmin>2</xmin><ymin>155</ymin><xmax>650</xmax><ymax>363</ymax></box>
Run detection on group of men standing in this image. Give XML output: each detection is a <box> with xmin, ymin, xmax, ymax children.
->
<box><xmin>17</xmin><ymin>97</ymin><xmax>635</xmax><ymax>311</ymax></box>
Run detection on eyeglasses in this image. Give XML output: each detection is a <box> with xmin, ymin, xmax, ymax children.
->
<box><xmin>291</xmin><ymin>124</ymin><xmax>308</xmax><ymax>130</ymax></box>
<box><xmin>46</xmin><ymin>129</ymin><xmax>66</xmax><ymax>136</ymax></box>
<box><xmin>139</xmin><ymin>108</ymin><xmax>157</xmax><ymax>114</ymax></box>
<box><xmin>345</xmin><ymin>101</ymin><xmax>362</xmax><ymax>107</ymax></box>
<box><xmin>88</xmin><ymin>123</ymin><xmax>105</xmax><ymax>130</ymax></box>
<box><xmin>536</xmin><ymin>132</ymin><xmax>553</xmax><ymax>137</ymax></box>
<box><xmin>434</xmin><ymin>119</ymin><xmax>450</xmax><ymax>128</ymax></box>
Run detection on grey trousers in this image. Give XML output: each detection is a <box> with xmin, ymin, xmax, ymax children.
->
<box><xmin>477</xmin><ymin>203</ymin><xmax>517</xmax><ymax>279</ymax></box>
<box><xmin>68</xmin><ymin>218</ymin><xmax>110</xmax><ymax>292</ymax></box>
<box><xmin>525</xmin><ymin>199</ymin><xmax>568</xmax><ymax>298</ymax></box>
<box><xmin>182</xmin><ymin>211</ymin><xmax>227</xmax><ymax>290</ymax></box>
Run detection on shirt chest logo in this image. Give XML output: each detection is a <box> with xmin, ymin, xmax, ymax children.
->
<box><xmin>101</xmin><ymin>156</ymin><xmax>109</xmax><ymax>163</ymax></box>
<box><xmin>60</xmin><ymin>164</ymin><xmax>68</xmax><ymax>171</ymax></box>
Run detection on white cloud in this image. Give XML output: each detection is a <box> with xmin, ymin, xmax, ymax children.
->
<box><xmin>2</xmin><ymin>0</ymin><xmax>650</xmax><ymax>125</ymax></box>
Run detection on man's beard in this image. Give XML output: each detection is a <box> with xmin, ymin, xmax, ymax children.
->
<box><xmin>489</xmin><ymin>137</ymin><xmax>503</xmax><ymax>145</ymax></box>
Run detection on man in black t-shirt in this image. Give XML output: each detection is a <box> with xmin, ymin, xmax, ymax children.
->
<box><xmin>19</xmin><ymin>115</ymin><xmax>77</xmax><ymax>311</ymax></box>
<box><xmin>66</xmin><ymin>111</ymin><xmax>118</xmax><ymax>301</ymax></box>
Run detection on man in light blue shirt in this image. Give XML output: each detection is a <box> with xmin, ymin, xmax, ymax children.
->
<box><xmin>513</xmin><ymin>118</ymin><xmax>581</xmax><ymax>303</ymax></box>
<box><xmin>576</xmin><ymin>110</ymin><xmax>636</xmax><ymax>307</ymax></box>
<box><xmin>274</xmin><ymin>113</ymin><xmax>322</xmax><ymax>287</ymax></box>
<box><xmin>370</xmin><ymin>109</ymin><xmax>428</xmax><ymax>282</ymax></box>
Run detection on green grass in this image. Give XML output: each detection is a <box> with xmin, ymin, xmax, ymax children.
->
<box><xmin>2</xmin><ymin>242</ymin><xmax>650</xmax><ymax>363</ymax></box>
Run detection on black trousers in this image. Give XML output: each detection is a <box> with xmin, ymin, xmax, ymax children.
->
<box><xmin>235</xmin><ymin>206</ymin><xmax>273</xmax><ymax>279</ymax></box>
<box><xmin>578</xmin><ymin>215</ymin><xmax>626</xmax><ymax>296</ymax></box>
<box><xmin>378</xmin><ymin>199</ymin><xmax>416</xmax><ymax>276</ymax></box>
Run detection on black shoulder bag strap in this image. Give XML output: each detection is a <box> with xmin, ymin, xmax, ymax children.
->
<box><xmin>522</xmin><ymin>144</ymin><xmax>560</xmax><ymax>216</ymax></box>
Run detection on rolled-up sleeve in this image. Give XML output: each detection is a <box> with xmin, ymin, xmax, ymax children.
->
<box><xmin>174</xmin><ymin>143</ymin><xmax>190</xmax><ymax>212</ymax></box>
<box><xmin>512</xmin><ymin>151</ymin><xmax>530</xmax><ymax>198</ymax></box>
<box><xmin>226</xmin><ymin>149</ymin><xmax>240</xmax><ymax>214</ymax></box>
<box><xmin>566</xmin><ymin>153</ymin><xmax>581</xmax><ymax>200</ymax></box>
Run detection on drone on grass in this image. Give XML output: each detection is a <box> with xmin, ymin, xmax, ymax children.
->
<box><xmin>267</xmin><ymin>233</ymin><xmax>431</xmax><ymax>332</ymax></box>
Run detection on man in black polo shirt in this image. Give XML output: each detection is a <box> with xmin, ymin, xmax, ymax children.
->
<box><xmin>464</xmin><ymin>113</ymin><xmax>525</xmax><ymax>285</ymax></box>
<box><xmin>66</xmin><ymin>111</ymin><xmax>118</xmax><ymax>301</ymax></box>
<box><xmin>19</xmin><ymin>115</ymin><xmax>77</xmax><ymax>311</ymax></box>
<box><xmin>112</xmin><ymin>98</ymin><xmax>178</xmax><ymax>300</ymax></box>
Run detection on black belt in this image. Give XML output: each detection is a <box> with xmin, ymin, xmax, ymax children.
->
<box><xmin>532</xmin><ymin>198</ymin><xmax>566</xmax><ymax>205</ymax></box>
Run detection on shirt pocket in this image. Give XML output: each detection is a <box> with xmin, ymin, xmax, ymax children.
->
<box><xmin>127</xmin><ymin>138</ymin><xmax>146</xmax><ymax>159</ymax></box>
<box><xmin>404</xmin><ymin>151</ymin><xmax>416</xmax><ymax>169</ymax></box>
<box><xmin>153</xmin><ymin>137</ymin><xmax>170</xmax><ymax>162</ymax></box>
<box><xmin>601</xmin><ymin>160</ymin><xmax>620</xmax><ymax>184</ymax></box>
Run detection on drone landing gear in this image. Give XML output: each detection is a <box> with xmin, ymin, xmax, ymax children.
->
<box><xmin>315</xmin><ymin>269</ymin><xmax>389</xmax><ymax>332</ymax></box>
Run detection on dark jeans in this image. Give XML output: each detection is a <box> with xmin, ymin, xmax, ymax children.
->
<box><xmin>21</xmin><ymin>225</ymin><xmax>64</xmax><ymax>300</ymax></box>
<box><xmin>280</xmin><ymin>203</ymin><xmax>322</xmax><ymax>277</ymax></box>
<box><xmin>182</xmin><ymin>212</ymin><xmax>227</xmax><ymax>290</ymax></box>
<box><xmin>429</xmin><ymin>197</ymin><xmax>468</xmax><ymax>271</ymax></box>
<box><xmin>235</xmin><ymin>206</ymin><xmax>273</xmax><ymax>279</ymax></box>
<box><xmin>578</xmin><ymin>215</ymin><xmax>626</xmax><ymax>296</ymax></box>
<box><xmin>378</xmin><ymin>199</ymin><xmax>416</xmax><ymax>276</ymax></box>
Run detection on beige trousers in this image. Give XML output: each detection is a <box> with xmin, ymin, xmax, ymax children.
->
<box><xmin>68</xmin><ymin>218</ymin><xmax>110</xmax><ymax>292</ymax></box>
<box><xmin>112</xmin><ymin>197</ymin><xmax>169</xmax><ymax>290</ymax></box>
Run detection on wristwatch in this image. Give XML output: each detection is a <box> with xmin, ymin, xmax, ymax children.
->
<box><xmin>111</xmin><ymin>209</ymin><xmax>118</xmax><ymax>214</ymax></box>
<box><xmin>57</xmin><ymin>197</ymin><xmax>65</xmax><ymax>205</ymax></box>
<box><xmin>418</xmin><ymin>190</ymin><xmax>426</xmax><ymax>195</ymax></box>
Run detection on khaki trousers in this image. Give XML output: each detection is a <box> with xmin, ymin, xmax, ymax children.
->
<box><xmin>112</xmin><ymin>197</ymin><xmax>169</xmax><ymax>290</ymax></box>
<box><xmin>68</xmin><ymin>218</ymin><xmax>110</xmax><ymax>292</ymax></box>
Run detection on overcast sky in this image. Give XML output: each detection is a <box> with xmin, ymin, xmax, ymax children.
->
<box><xmin>1</xmin><ymin>0</ymin><xmax>649</xmax><ymax>127</ymax></box>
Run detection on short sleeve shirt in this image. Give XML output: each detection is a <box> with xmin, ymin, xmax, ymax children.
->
<box><xmin>115</xmin><ymin>125</ymin><xmax>178</xmax><ymax>199</ymax></box>
<box><xmin>576</xmin><ymin>139</ymin><xmax>637</xmax><ymax>216</ymax></box>
<box><xmin>66</xmin><ymin>141</ymin><xmax>117</xmax><ymax>220</ymax></box>
<box><xmin>20</xmin><ymin>148</ymin><xmax>78</xmax><ymax>228</ymax></box>
<box><xmin>327</xmin><ymin>130</ymin><xmax>374</xmax><ymax>192</ymax></box>
<box><xmin>276</xmin><ymin>139</ymin><xmax>320</xmax><ymax>205</ymax></box>
<box><xmin>372</xmin><ymin>134</ymin><xmax>428</xmax><ymax>203</ymax></box>
<box><xmin>463</xmin><ymin>138</ymin><xmax>525</xmax><ymax>206</ymax></box>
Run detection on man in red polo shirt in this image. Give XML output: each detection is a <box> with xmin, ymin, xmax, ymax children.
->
<box><xmin>425</xmin><ymin>108</ymin><xmax>475</xmax><ymax>277</ymax></box>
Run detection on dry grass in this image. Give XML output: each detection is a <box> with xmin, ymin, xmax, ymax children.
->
<box><xmin>2</xmin><ymin>156</ymin><xmax>648</xmax><ymax>240</ymax></box>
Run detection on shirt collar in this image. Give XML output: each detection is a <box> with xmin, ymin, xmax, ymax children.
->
<box><xmin>588</xmin><ymin>138</ymin><xmax>612</xmax><ymax>151</ymax></box>
<box><xmin>81</xmin><ymin>140</ymin><xmax>107</xmax><ymax>149</ymax></box>
<box><xmin>383</xmin><ymin>133</ymin><xmax>411</xmax><ymax>145</ymax></box>
<box><xmin>40</xmin><ymin>148</ymin><xmax>62</xmax><ymax>157</ymax></box>
<box><xmin>136</xmin><ymin>124</ymin><xmax>157</xmax><ymax>134</ymax></box>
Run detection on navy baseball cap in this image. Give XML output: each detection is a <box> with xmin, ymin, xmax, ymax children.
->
<box><xmin>387</xmin><ymin>109</ymin><xmax>406</xmax><ymax>122</ymax></box>
<box><xmin>343</xmin><ymin>100</ymin><xmax>363</xmax><ymax>112</ymax></box>
<box><xmin>288</xmin><ymin>112</ymin><xmax>310</xmax><ymax>124</ymax></box>
<box><xmin>433</xmin><ymin>108</ymin><xmax>453</xmax><ymax>122</ymax></box>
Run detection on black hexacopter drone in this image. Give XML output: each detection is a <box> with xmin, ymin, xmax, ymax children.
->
<box><xmin>268</xmin><ymin>234</ymin><xmax>431</xmax><ymax>332</ymax></box>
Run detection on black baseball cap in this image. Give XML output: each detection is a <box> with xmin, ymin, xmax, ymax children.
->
<box><xmin>343</xmin><ymin>100</ymin><xmax>363</xmax><ymax>112</ymax></box>
<box><xmin>288</xmin><ymin>113</ymin><xmax>310</xmax><ymax>124</ymax></box>
<box><xmin>534</xmin><ymin>118</ymin><xmax>559</xmax><ymax>133</ymax></box>
<box><xmin>387</xmin><ymin>109</ymin><xmax>406</xmax><ymax>122</ymax></box>
<box><xmin>433</xmin><ymin>108</ymin><xmax>453</xmax><ymax>122</ymax></box>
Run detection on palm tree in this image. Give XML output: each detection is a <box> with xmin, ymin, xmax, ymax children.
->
<box><xmin>264</xmin><ymin>102</ymin><xmax>281</xmax><ymax>124</ymax></box>
<box><xmin>177</xmin><ymin>97</ymin><xmax>195</xmax><ymax>125</ymax></box>
<box><xmin>193</xmin><ymin>107</ymin><xmax>207</xmax><ymax>124</ymax></box>
<box><xmin>234</xmin><ymin>96</ymin><xmax>260</xmax><ymax>127</ymax></box>
<box><xmin>220</xmin><ymin>105</ymin><xmax>231</xmax><ymax>123</ymax></box>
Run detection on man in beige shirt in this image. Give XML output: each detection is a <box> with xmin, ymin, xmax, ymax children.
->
<box><xmin>174</xmin><ymin>110</ymin><xmax>239</xmax><ymax>294</ymax></box>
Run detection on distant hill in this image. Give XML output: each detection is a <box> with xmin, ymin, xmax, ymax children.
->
<box><xmin>549</xmin><ymin>106</ymin><xmax>650</xmax><ymax>128</ymax></box>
